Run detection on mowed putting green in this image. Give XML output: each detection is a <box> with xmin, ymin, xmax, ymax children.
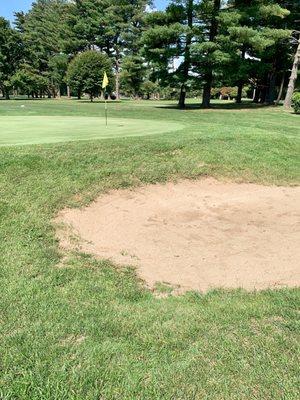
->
<box><xmin>0</xmin><ymin>116</ymin><xmax>184</xmax><ymax>146</ymax></box>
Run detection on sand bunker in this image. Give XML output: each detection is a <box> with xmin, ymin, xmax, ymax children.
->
<box><xmin>56</xmin><ymin>179</ymin><xmax>300</xmax><ymax>292</ymax></box>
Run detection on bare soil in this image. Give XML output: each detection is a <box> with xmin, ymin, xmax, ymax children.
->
<box><xmin>56</xmin><ymin>179</ymin><xmax>300</xmax><ymax>292</ymax></box>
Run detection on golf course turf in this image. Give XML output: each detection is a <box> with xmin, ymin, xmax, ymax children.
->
<box><xmin>0</xmin><ymin>116</ymin><xmax>183</xmax><ymax>146</ymax></box>
<box><xmin>0</xmin><ymin>99</ymin><xmax>299</xmax><ymax>399</ymax></box>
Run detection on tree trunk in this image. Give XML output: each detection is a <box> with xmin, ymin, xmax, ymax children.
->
<box><xmin>2</xmin><ymin>86</ymin><xmax>10</xmax><ymax>99</ymax></box>
<box><xmin>260</xmin><ymin>87</ymin><xmax>267</xmax><ymax>103</ymax></box>
<box><xmin>115</xmin><ymin>71</ymin><xmax>120</xmax><ymax>100</ymax></box>
<box><xmin>178</xmin><ymin>85</ymin><xmax>186</xmax><ymax>108</ymax></box>
<box><xmin>236</xmin><ymin>47</ymin><xmax>246</xmax><ymax>104</ymax></box>
<box><xmin>265</xmin><ymin>71</ymin><xmax>276</xmax><ymax>104</ymax></box>
<box><xmin>201</xmin><ymin>0</ymin><xmax>221</xmax><ymax>108</ymax></box>
<box><xmin>67</xmin><ymin>85</ymin><xmax>71</xmax><ymax>98</ymax></box>
<box><xmin>115</xmin><ymin>56</ymin><xmax>120</xmax><ymax>100</ymax></box>
<box><xmin>202</xmin><ymin>76</ymin><xmax>212</xmax><ymax>108</ymax></box>
<box><xmin>253</xmin><ymin>87</ymin><xmax>260</xmax><ymax>103</ymax></box>
<box><xmin>275</xmin><ymin>73</ymin><xmax>285</xmax><ymax>105</ymax></box>
<box><xmin>236</xmin><ymin>82</ymin><xmax>243</xmax><ymax>104</ymax></box>
<box><xmin>177</xmin><ymin>0</ymin><xmax>193</xmax><ymax>109</ymax></box>
<box><xmin>284</xmin><ymin>39</ymin><xmax>300</xmax><ymax>109</ymax></box>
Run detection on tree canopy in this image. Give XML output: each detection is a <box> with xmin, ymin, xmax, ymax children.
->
<box><xmin>67</xmin><ymin>51</ymin><xmax>112</xmax><ymax>101</ymax></box>
<box><xmin>0</xmin><ymin>0</ymin><xmax>299</xmax><ymax>107</ymax></box>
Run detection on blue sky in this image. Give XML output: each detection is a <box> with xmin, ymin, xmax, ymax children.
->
<box><xmin>0</xmin><ymin>0</ymin><xmax>168</xmax><ymax>22</ymax></box>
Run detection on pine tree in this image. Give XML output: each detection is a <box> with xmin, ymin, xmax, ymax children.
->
<box><xmin>120</xmin><ymin>55</ymin><xmax>147</xmax><ymax>98</ymax></box>
<box><xmin>199</xmin><ymin>0</ymin><xmax>221</xmax><ymax>108</ymax></box>
<box><xmin>0</xmin><ymin>18</ymin><xmax>23</xmax><ymax>99</ymax></box>
<box><xmin>14</xmin><ymin>0</ymin><xmax>69</xmax><ymax>97</ymax></box>
<box><xmin>143</xmin><ymin>1</ymin><xmax>199</xmax><ymax>108</ymax></box>
<box><xmin>64</xmin><ymin>0</ymin><xmax>150</xmax><ymax>99</ymax></box>
<box><xmin>102</xmin><ymin>0</ymin><xmax>150</xmax><ymax>99</ymax></box>
<box><xmin>218</xmin><ymin>0</ymin><xmax>291</xmax><ymax>104</ymax></box>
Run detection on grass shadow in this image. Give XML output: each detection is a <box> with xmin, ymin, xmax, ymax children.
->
<box><xmin>155</xmin><ymin>100</ymin><xmax>277</xmax><ymax>111</ymax></box>
<box><xmin>75</xmin><ymin>99</ymin><xmax>123</xmax><ymax>104</ymax></box>
<box><xmin>0</xmin><ymin>97</ymin><xmax>50</xmax><ymax>101</ymax></box>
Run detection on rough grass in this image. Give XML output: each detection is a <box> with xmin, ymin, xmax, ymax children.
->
<box><xmin>0</xmin><ymin>99</ymin><xmax>299</xmax><ymax>399</ymax></box>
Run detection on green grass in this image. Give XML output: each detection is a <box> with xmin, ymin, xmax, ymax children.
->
<box><xmin>0</xmin><ymin>98</ymin><xmax>299</xmax><ymax>399</ymax></box>
<box><xmin>0</xmin><ymin>116</ymin><xmax>183</xmax><ymax>146</ymax></box>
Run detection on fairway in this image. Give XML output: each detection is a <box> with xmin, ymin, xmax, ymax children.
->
<box><xmin>1</xmin><ymin>0</ymin><xmax>300</xmax><ymax>396</ymax></box>
<box><xmin>0</xmin><ymin>116</ymin><xmax>184</xmax><ymax>146</ymax></box>
<box><xmin>0</xmin><ymin>99</ymin><xmax>299</xmax><ymax>400</ymax></box>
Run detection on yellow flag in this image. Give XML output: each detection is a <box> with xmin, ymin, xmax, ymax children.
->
<box><xmin>102</xmin><ymin>72</ymin><xmax>109</xmax><ymax>89</ymax></box>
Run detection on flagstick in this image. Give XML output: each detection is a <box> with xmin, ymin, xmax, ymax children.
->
<box><xmin>102</xmin><ymin>72</ymin><xmax>109</xmax><ymax>127</ymax></box>
<box><xmin>105</xmin><ymin>95</ymin><xmax>108</xmax><ymax>128</ymax></box>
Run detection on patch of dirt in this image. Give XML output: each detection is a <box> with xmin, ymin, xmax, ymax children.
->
<box><xmin>55</xmin><ymin>179</ymin><xmax>300</xmax><ymax>293</ymax></box>
<box><xmin>59</xmin><ymin>335</ymin><xmax>86</xmax><ymax>346</ymax></box>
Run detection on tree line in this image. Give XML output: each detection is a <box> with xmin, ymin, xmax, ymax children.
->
<box><xmin>0</xmin><ymin>0</ymin><xmax>299</xmax><ymax>108</ymax></box>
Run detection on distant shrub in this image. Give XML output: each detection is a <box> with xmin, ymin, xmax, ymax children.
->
<box><xmin>211</xmin><ymin>87</ymin><xmax>221</xmax><ymax>98</ymax></box>
<box><xmin>292</xmin><ymin>92</ymin><xmax>300</xmax><ymax>113</ymax></box>
<box><xmin>212</xmin><ymin>86</ymin><xmax>247</xmax><ymax>100</ymax></box>
<box><xmin>141</xmin><ymin>80</ymin><xmax>158</xmax><ymax>99</ymax></box>
<box><xmin>67</xmin><ymin>51</ymin><xmax>112</xmax><ymax>101</ymax></box>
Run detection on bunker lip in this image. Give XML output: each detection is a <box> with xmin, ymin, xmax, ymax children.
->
<box><xmin>55</xmin><ymin>178</ymin><xmax>300</xmax><ymax>293</ymax></box>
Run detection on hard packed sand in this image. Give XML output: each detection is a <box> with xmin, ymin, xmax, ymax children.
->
<box><xmin>56</xmin><ymin>179</ymin><xmax>300</xmax><ymax>292</ymax></box>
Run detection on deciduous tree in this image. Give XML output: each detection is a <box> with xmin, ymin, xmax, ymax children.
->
<box><xmin>66</xmin><ymin>51</ymin><xmax>112</xmax><ymax>101</ymax></box>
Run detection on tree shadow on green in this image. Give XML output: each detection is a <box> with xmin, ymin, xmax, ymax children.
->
<box><xmin>155</xmin><ymin>101</ymin><xmax>275</xmax><ymax>111</ymax></box>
